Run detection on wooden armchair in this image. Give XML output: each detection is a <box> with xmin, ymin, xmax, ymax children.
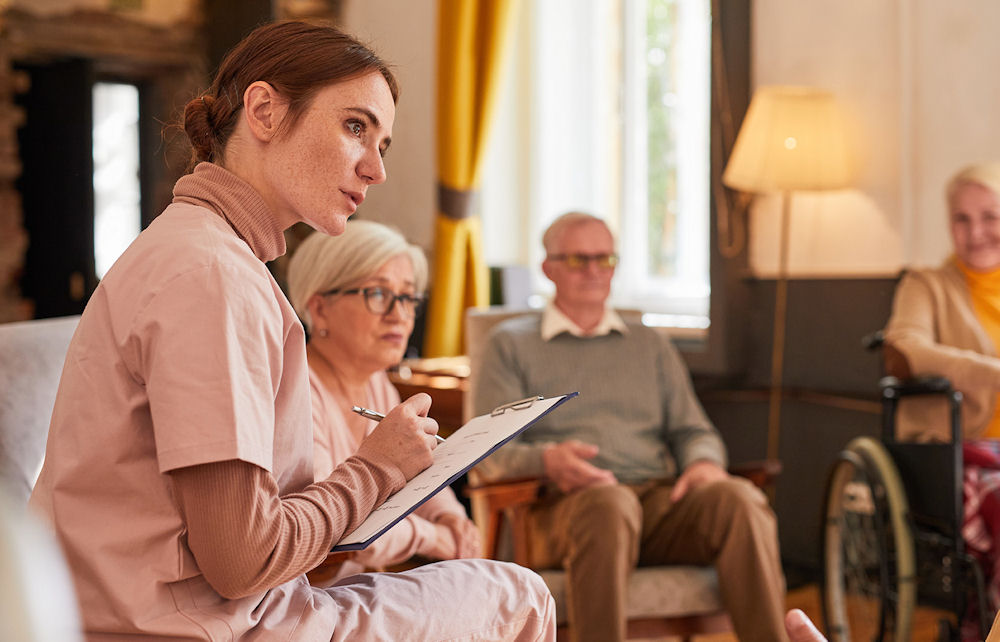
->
<box><xmin>462</xmin><ymin>306</ymin><xmax>783</xmax><ymax>641</ymax></box>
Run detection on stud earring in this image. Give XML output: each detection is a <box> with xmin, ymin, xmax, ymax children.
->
<box><xmin>318</xmin><ymin>329</ymin><xmax>329</xmax><ymax>338</ymax></box>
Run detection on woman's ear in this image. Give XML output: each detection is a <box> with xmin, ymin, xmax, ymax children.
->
<box><xmin>306</xmin><ymin>293</ymin><xmax>326</xmax><ymax>333</ymax></box>
<box><xmin>242</xmin><ymin>81</ymin><xmax>289</xmax><ymax>143</ymax></box>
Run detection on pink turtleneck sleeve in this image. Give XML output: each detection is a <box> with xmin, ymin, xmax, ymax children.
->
<box><xmin>170</xmin><ymin>452</ymin><xmax>404</xmax><ymax>598</ymax></box>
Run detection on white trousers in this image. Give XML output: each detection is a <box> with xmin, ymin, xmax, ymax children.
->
<box><xmin>318</xmin><ymin>559</ymin><xmax>556</xmax><ymax>641</ymax></box>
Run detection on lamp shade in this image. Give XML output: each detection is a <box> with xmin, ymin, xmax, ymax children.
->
<box><xmin>722</xmin><ymin>86</ymin><xmax>854</xmax><ymax>193</ymax></box>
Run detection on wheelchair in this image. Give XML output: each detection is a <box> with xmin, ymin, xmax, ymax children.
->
<box><xmin>821</xmin><ymin>335</ymin><xmax>993</xmax><ymax>641</ymax></box>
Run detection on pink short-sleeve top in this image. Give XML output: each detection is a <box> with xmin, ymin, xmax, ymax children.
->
<box><xmin>29</xmin><ymin>164</ymin><xmax>335</xmax><ymax>639</ymax></box>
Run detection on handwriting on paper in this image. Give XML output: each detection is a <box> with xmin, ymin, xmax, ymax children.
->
<box><xmin>333</xmin><ymin>394</ymin><xmax>575</xmax><ymax>550</ymax></box>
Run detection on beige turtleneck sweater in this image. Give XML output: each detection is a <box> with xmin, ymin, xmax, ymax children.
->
<box><xmin>884</xmin><ymin>258</ymin><xmax>1000</xmax><ymax>442</ymax></box>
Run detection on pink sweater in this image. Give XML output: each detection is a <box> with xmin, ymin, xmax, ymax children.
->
<box><xmin>309</xmin><ymin>367</ymin><xmax>467</xmax><ymax>580</ymax></box>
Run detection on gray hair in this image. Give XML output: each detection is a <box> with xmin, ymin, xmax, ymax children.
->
<box><xmin>542</xmin><ymin>211</ymin><xmax>616</xmax><ymax>254</ymax></box>
<box><xmin>287</xmin><ymin>220</ymin><xmax>428</xmax><ymax>331</ymax></box>
<box><xmin>946</xmin><ymin>163</ymin><xmax>1000</xmax><ymax>209</ymax></box>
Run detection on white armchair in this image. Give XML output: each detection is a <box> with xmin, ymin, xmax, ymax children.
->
<box><xmin>0</xmin><ymin>490</ymin><xmax>82</xmax><ymax>641</ymax></box>
<box><xmin>0</xmin><ymin>315</ymin><xmax>82</xmax><ymax>640</ymax></box>
<box><xmin>0</xmin><ymin>315</ymin><xmax>79</xmax><ymax>504</ymax></box>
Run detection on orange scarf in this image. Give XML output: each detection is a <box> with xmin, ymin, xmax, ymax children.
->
<box><xmin>958</xmin><ymin>258</ymin><xmax>1000</xmax><ymax>438</ymax></box>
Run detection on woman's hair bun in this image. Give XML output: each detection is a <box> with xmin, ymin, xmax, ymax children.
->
<box><xmin>183</xmin><ymin>94</ymin><xmax>217</xmax><ymax>164</ymax></box>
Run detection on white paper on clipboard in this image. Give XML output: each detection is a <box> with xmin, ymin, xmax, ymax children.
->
<box><xmin>332</xmin><ymin>392</ymin><xmax>578</xmax><ymax>551</ymax></box>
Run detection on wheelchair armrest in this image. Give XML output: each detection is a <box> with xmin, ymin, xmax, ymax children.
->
<box><xmin>728</xmin><ymin>459</ymin><xmax>782</xmax><ymax>491</ymax></box>
<box><xmin>879</xmin><ymin>375</ymin><xmax>956</xmax><ymax>398</ymax></box>
<box><xmin>879</xmin><ymin>375</ymin><xmax>963</xmax><ymax>444</ymax></box>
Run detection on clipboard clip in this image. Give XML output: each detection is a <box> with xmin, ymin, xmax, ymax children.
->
<box><xmin>491</xmin><ymin>395</ymin><xmax>544</xmax><ymax>417</ymax></box>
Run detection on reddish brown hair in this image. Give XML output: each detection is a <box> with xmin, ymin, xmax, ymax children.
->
<box><xmin>182</xmin><ymin>20</ymin><xmax>399</xmax><ymax>168</ymax></box>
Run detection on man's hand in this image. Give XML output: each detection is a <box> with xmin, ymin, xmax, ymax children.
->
<box><xmin>785</xmin><ymin>609</ymin><xmax>827</xmax><ymax>642</ymax></box>
<box><xmin>669</xmin><ymin>459</ymin><xmax>728</xmax><ymax>502</ymax></box>
<box><xmin>542</xmin><ymin>440</ymin><xmax>616</xmax><ymax>493</ymax></box>
<box><xmin>355</xmin><ymin>393</ymin><xmax>439</xmax><ymax>480</ymax></box>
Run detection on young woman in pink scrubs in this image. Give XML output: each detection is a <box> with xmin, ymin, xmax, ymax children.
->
<box><xmin>29</xmin><ymin>20</ymin><xmax>554</xmax><ymax>641</ymax></box>
<box><xmin>287</xmin><ymin>221</ymin><xmax>480</xmax><ymax>585</ymax></box>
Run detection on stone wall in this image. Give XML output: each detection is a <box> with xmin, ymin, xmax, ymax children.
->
<box><xmin>0</xmin><ymin>5</ymin><xmax>203</xmax><ymax>321</ymax></box>
<box><xmin>0</xmin><ymin>0</ymin><xmax>346</xmax><ymax>322</ymax></box>
<box><xmin>0</xmin><ymin>26</ymin><xmax>28</xmax><ymax>322</ymax></box>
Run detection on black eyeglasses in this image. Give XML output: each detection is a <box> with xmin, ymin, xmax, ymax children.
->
<box><xmin>322</xmin><ymin>286</ymin><xmax>425</xmax><ymax>319</ymax></box>
<box><xmin>547</xmin><ymin>253</ymin><xmax>619</xmax><ymax>270</ymax></box>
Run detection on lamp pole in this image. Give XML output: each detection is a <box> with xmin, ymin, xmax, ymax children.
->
<box><xmin>720</xmin><ymin>85</ymin><xmax>854</xmax><ymax>474</ymax></box>
<box><xmin>767</xmin><ymin>190</ymin><xmax>792</xmax><ymax>464</ymax></box>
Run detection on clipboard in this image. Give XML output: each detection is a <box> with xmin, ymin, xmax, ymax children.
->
<box><xmin>332</xmin><ymin>391</ymin><xmax>578</xmax><ymax>551</ymax></box>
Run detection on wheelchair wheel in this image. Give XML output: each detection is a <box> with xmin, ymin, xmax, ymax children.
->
<box><xmin>822</xmin><ymin>436</ymin><xmax>917</xmax><ymax>642</ymax></box>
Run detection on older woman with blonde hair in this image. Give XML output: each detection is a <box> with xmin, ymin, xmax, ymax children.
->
<box><xmin>886</xmin><ymin>162</ymin><xmax>1000</xmax><ymax>441</ymax></box>
<box><xmin>288</xmin><ymin>220</ymin><xmax>481</xmax><ymax>584</ymax></box>
<box><xmin>884</xmin><ymin>162</ymin><xmax>1000</xmax><ymax>628</ymax></box>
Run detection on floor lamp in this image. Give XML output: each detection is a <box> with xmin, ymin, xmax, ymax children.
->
<box><xmin>721</xmin><ymin>86</ymin><xmax>854</xmax><ymax>464</ymax></box>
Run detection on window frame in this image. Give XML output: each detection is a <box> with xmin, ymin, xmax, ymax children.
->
<box><xmin>616</xmin><ymin>0</ymin><xmax>712</xmax><ymax>326</ymax></box>
<box><xmin>685</xmin><ymin>0</ymin><xmax>751</xmax><ymax>376</ymax></box>
<box><xmin>480</xmin><ymin>0</ymin><xmax>750</xmax><ymax>375</ymax></box>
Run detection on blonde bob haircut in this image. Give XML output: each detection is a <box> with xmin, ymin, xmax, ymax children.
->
<box><xmin>287</xmin><ymin>220</ymin><xmax>428</xmax><ymax>332</ymax></box>
<box><xmin>946</xmin><ymin>162</ymin><xmax>1000</xmax><ymax>209</ymax></box>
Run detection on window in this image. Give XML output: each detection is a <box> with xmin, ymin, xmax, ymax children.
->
<box><xmin>481</xmin><ymin>0</ymin><xmax>711</xmax><ymax>328</ymax></box>
<box><xmin>92</xmin><ymin>81</ymin><xmax>141</xmax><ymax>279</ymax></box>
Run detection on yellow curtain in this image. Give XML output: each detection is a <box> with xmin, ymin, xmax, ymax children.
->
<box><xmin>423</xmin><ymin>0</ymin><xmax>519</xmax><ymax>357</ymax></box>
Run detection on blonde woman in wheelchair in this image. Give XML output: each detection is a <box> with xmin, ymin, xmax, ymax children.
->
<box><xmin>883</xmin><ymin>162</ymin><xmax>1000</xmax><ymax>636</ymax></box>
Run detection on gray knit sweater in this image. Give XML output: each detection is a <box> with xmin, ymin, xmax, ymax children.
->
<box><xmin>472</xmin><ymin>315</ymin><xmax>726</xmax><ymax>483</ymax></box>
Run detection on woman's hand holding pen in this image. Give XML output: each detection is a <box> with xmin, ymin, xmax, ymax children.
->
<box><xmin>355</xmin><ymin>393</ymin><xmax>440</xmax><ymax>480</ymax></box>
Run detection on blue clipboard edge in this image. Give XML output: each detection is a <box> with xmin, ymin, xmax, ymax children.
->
<box><xmin>331</xmin><ymin>391</ymin><xmax>579</xmax><ymax>552</ymax></box>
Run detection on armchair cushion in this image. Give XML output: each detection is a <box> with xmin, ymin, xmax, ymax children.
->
<box><xmin>539</xmin><ymin>566</ymin><xmax>722</xmax><ymax>625</ymax></box>
<box><xmin>465</xmin><ymin>461</ymin><xmax>779</xmax><ymax>636</ymax></box>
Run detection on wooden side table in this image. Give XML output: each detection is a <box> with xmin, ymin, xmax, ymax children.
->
<box><xmin>387</xmin><ymin>357</ymin><xmax>470</xmax><ymax>437</ymax></box>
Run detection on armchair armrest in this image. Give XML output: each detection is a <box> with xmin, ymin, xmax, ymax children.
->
<box><xmin>464</xmin><ymin>477</ymin><xmax>543</xmax><ymax>511</ymax></box>
<box><xmin>728</xmin><ymin>459</ymin><xmax>782</xmax><ymax>491</ymax></box>
<box><xmin>465</xmin><ymin>477</ymin><xmax>543</xmax><ymax>561</ymax></box>
<box><xmin>465</xmin><ymin>460</ymin><xmax>783</xmax><ymax>561</ymax></box>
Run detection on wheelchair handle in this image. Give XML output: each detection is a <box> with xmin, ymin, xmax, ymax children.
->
<box><xmin>862</xmin><ymin>330</ymin><xmax>885</xmax><ymax>351</ymax></box>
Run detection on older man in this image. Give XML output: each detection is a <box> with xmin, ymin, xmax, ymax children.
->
<box><xmin>473</xmin><ymin>212</ymin><xmax>788</xmax><ymax>642</ymax></box>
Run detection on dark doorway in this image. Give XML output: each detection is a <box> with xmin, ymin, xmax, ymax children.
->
<box><xmin>15</xmin><ymin>58</ymin><xmax>97</xmax><ymax>319</ymax></box>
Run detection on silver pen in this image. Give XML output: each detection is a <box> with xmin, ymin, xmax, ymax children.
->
<box><xmin>351</xmin><ymin>405</ymin><xmax>446</xmax><ymax>443</ymax></box>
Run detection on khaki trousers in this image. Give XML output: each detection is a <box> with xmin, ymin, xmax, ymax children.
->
<box><xmin>525</xmin><ymin>477</ymin><xmax>788</xmax><ymax>642</ymax></box>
